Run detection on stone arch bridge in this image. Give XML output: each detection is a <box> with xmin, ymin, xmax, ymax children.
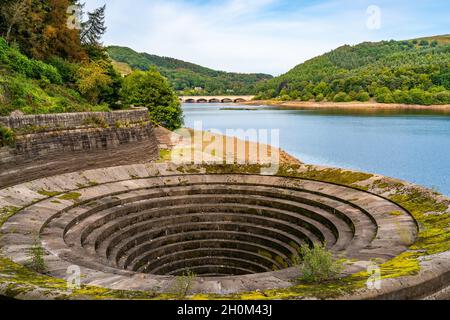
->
<box><xmin>180</xmin><ymin>96</ymin><xmax>255</xmax><ymax>103</ymax></box>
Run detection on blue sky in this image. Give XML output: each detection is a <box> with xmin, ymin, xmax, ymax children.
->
<box><xmin>85</xmin><ymin>0</ymin><xmax>450</xmax><ymax>75</ymax></box>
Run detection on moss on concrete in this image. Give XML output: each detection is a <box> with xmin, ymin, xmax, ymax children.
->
<box><xmin>58</xmin><ymin>192</ymin><xmax>82</xmax><ymax>202</ymax></box>
<box><xmin>38</xmin><ymin>190</ymin><xmax>62</xmax><ymax>197</ymax></box>
<box><xmin>0</xmin><ymin>206</ymin><xmax>20</xmax><ymax>226</ymax></box>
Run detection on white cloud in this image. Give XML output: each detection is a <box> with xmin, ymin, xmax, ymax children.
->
<box><xmin>84</xmin><ymin>0</ymin><xmax>450</xmax><ymax>75</ymax></box>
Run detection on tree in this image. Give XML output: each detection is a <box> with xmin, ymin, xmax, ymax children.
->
<box><xmin>76</xmin><ymin>60</ymin><xmax>112</xmax><ymax>103</ymax></box>
<box><xmin>355</xmin><ymin>91</ymin><xmax>370</xmax><ymax>102</ymax></box>
<box><xmin>121</xmin><ymin>70</ymin><xmax>184</xmax><ymax>130</ymax></box>
<box><xmin>81</xmin><ymin>5</ymin><xmax>107</xmax><ymax>46</ymax></box>
<box><xmin>1</xmin><ymin>0</ymin><xmax>28</xmax><ymax>44</ymax></box>
<box><xmin>0</xmin><ymin>0</ymin><xmax>87</xmax><ymax>61</ymax></box>
<box><xmin>333</xmin><ymin>92</ymin><xmax>351</xmax><ymax>102</ymax></box>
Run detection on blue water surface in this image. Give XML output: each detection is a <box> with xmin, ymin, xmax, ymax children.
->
<box><xmin>183</xmin><ymin>103</ymin><xmax>450</xmax><ymax>196</ymax></box>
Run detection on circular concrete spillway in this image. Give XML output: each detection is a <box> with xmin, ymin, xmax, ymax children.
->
<box><xmin>49</xmin><ymin>174</ymin><xmax>410</xmax><ymax>278</ymax></box>
<box><xmin>1</xmin><ymin>163</ymin><xmax>449</xmax><ymax>299</ymax></box>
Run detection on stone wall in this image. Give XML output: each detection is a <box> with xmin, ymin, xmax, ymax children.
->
<box><xmin>0</xmin><ymin>108</ymin><xmax>149</xmax><ymax>130</ymax></box>
<box><xmin>0</xmin><ymin>109</ymin><xmax>159</xmax><ymax>188</ymax></box>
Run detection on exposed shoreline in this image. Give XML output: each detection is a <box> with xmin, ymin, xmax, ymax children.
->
<box><xmin>244</xmin><ymin>100</ymin><xmax>450</xmax><ymax>111</ymax></box>
<box><xmin>154</xmin><ymin>126</ymin><xmax>302</xmax><ymax>166</ymax></box>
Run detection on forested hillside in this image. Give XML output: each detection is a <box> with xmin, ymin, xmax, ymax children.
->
<box><xmin>256</xmin><ymin>35</ymin><xmax>450</xmax><ymax>105</ymax></box>
<box><xmin>0</xmin><ymin>1</ymin><xmax>183</xmax><ymax>130</ymax></box>
<box><xmin>0</xmin><ymin>0</ymin><xmax>118</xmax><ymax>116</ymax></box>
<box><xmin>107</xmin><ymin>46</ymin><xmax>273</xmax><ymax>95</ymax></box>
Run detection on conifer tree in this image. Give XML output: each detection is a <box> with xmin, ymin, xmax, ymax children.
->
<box><xmin>80</xmin><ymin>5</ymin><xmax>107</xmax><ymax>46</ymax></box>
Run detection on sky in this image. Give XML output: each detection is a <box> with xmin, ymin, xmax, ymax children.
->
<box><xmin>84</xmin><ymin>0</ymin><xmax>450</xmax><ymax>75</ymax></box>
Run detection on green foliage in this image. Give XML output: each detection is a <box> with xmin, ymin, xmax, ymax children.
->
<box><xmin>83</xmin><ymin>115</ymin><xmax>109</xmax><ymax>128</ymax></box>
<box><xmin>315</xmin><ymin>93</ymin><xmax>324</xmax><ymax>102</ymax></box>
<box><xmin>355</xmin><ymin>91</ymin><xmax>370</xmax><ymax>102</ymax></box>
<box><xmin>47</xmin><ymin>56</ymin><xmax>79</xmax><ymax>84</ymax></box>
<box><xmin>107</xmin><ymin>46</ymin><xmax>272</xmax><ymax>95</ymax></box>
<box><xmin>0</xmin><ymin>37</ymin><xmax>113</xmax><ymax>116</ymax></box>
<box><xmin>171</xmin><ymin>271</ymin><xmax>196</xmax><ymax>299</ymax></box>
<box><xmin>121</xmin><ymin>70</ymin><xmax>184</xmax><ymax>130</ymax></box>
<box><xmin>333</xmin><ymin>92</ymin><xmax>351</xmax><ymax>102</ymax></box>
<box><xmin>258</xmin><ymin>37</ymin><xmax>450</xmax><ymax>105</ymax></box>
<box><xmin>26</xmin><ymin>239</ymin><xmax>47</xmax><ymax>274</ymax></box>
<box><xmin>0</xmin><ymin>38</ymin><xmax>62</xmax><ymax>84</ymax></box>
<box><xmin>0</xmin><ymin>69</ymin><xmax>108</xmax><ymax>116</ymax></box>
<box><xmin>0</xmin><ymin>0</ymin><xmax>88</xmax><ymax>61</ymax></box>
<box><xmin>297</xmin><ymin>244</ymin><xmax>344</xmax><ymax>283</ymax></box>
<box><xmin>76</xmin><ymin>60</ymin><xmax>113</xmax><ymax>104</ymax></box>
<box><xmin>0</xmin><ymin>124</ymin><xmax>14</xmax><ymax>147</ymax></box>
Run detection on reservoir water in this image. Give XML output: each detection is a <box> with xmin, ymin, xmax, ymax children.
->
<box><xmin>183</xmin><ymin>103</ymin><xmax>450</xmax><ymax>196</ymax></box>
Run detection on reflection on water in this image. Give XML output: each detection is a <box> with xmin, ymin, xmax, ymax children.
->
<box><xmin>183</xmin><ymin>103</ymin><xmax>450</xmax><ymax>196</ymax></box>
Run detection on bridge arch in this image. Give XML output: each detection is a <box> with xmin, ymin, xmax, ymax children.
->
<box><xmin>221</xmin><ymin>98</ymin><xmax>233</xmax><ymax>103</ymax></box>
<box><xmin>197</xmin><ymin>98</ymin><xmax>208</xmax><ymax>103</ymax></box>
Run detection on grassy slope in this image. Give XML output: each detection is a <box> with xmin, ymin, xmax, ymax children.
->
<box><xmin>0</xmin><ymin>39</ymin><xmax>109</xmax><ymax>116</ymax></box>
<box><xmin>0</xmin><ymin>66</ymin><xmax>109</xmax><ymax>116</ymax></box>
<box><xmin>107</xmin><ymin>46</ymin><xmax>272</xmax><ymax>95</ymax></box>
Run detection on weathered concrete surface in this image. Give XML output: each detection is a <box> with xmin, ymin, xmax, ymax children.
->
<box><xmin>0</xmin><ymin>109</ymin><xmax>149</xmax><ymax>130</ymax></box>
<box><xmin>0</xmin><ymin>162</ymin><xmax>448</xmax><ymax>300</ymax></box>
<box><xmin>0</xmin><ymin>110</ymin><xmax>159</xmax><ymax>189</ymax></box>
<box><xmin>0</xmin><ymin>163</ymin><xmax>435</xmax><ymax>298</ymax></box>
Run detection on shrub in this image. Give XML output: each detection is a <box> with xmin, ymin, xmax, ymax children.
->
<box><xmin>393</xmin><ymin>89</ymin><xmax>412</xmax><ymax>104</ymax></box>
<box><xmin>297</xmin><ymin>243</ymin><xmax>344</xmax><ymax>283</ymax></box>
<box><xmin>121</xmin><ymin>70</ymin><xmax>184</xmax><ymax>130</ymax></box>
<box><xmin>432</xmin><ymin>91</ymin><xmax>450</xmax><ymax>104</ymax></box>
<box><xmin>76</xmin><ymin>60</ymin><xmax>113</xmax><ymax>104</ymax></box>
<box><xmin>171</xmin><ymin>271</ymin><xmax>196</xmax><ymax>298</ymax></box>
<box><xmin>355</xmin><ymin>91</ymin><xmax>370</xmax><ymax>102</ymax></box>
<box><xmin>375</xmin><ymin>87</ymin><xmax>394</xmax><ymax>103</ymax></box>
<box><xmin>0</xmin><ymin>39</ymin><xmax>62</xmax><ymax>84</ymax></box>
<box><xmin>47</xmin><ymin>56</ymin><xmax>79</xmax><ymax>84</ymax></box>
<box><xmin>301</xmin><ymin>92</ymin><xmax>314</xmax><ymax>101</ymax></box>
<box><xmin>333</xmin><ymin>92</ymin><xmax>351</xmax><ymax>102</ymax></box>
<box><xmin>0</xmin><ymin>124</ymin><xmax>14</xmax><ymax>147</ymax></box>
<box><xmin>409</xmin><ymin>88</ymin><xmax>433</xmax><ymax>105</ymax></box>
<box><xmin>83</xmin><ymin>115</ymin><xmax>109</xmax><ymax>128</ymax></box>
<box><xmin>315</xmin><ymin>93</ymin><xmax>324</xmax><ymax>102</ymax></box>
<box><xmin>26</xmin><ymin>240</ymin><xmax>47</xmax><ymax>273</ymax></box>
<box><xmin>289</xmin><ymin>90</ymin><xmax>300</xmax><ymax>100</ymax></box>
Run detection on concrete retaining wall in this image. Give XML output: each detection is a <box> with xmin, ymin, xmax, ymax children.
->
<box><xmin>0</xmin><ymin>109</ymin><xmax>159</xmax><ymax>188</ymax></box>
<box><xmin>0</xmin><ymin>109</ymin><xmax>149</xmax><ymax>130</ymax></box>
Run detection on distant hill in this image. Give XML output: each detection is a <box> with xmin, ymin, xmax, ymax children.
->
<box><xmin>107</xmin><ymin>46</ymin><xmax>272</xmax><ymax>95</ymax></box>
<box><xmin>417</xmin><ymin>34</ymin><xmax>450</xmax><ymax>44</ymax></box>
<box><xmin>256</xmin><ymin>35</ymin><xmax>450</xmax><ymax>105</ymax></box>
